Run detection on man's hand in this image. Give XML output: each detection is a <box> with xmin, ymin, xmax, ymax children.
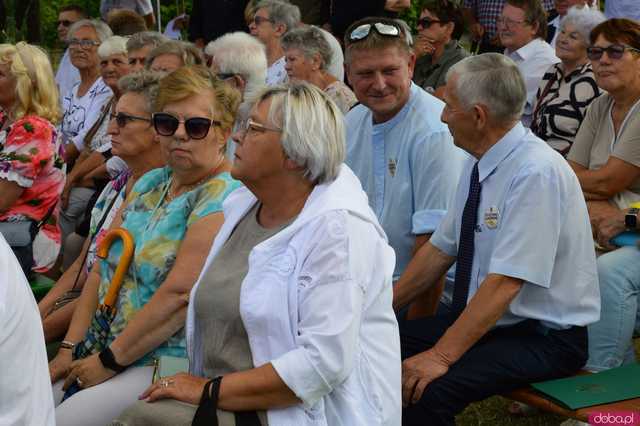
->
<box><xmin>414</xmin><ymin>34</ymin><xmax>437</xmax><ymax>58</ymax></box>
<box><xmin>401</xmin><ymin>348</ymin><xmax>450</xmax><ymax>407</ymax></box>
<box><xmin>593</xmin><ymin>209</ymin><xmax>626</xmax><ymax>250</ymax></box>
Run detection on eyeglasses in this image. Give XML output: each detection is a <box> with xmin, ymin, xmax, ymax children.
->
<box><xmin>417</xmin><ymin>17</ymin><xmax>442</xmax><ymax>28</ymax></box>
<box><xmin>69</xmin><ymin>39</ymin><xmax>100</xmax><ymax>49</ymax></box>
<box><xmin>348</xmin><ymin>22</ymin><xmax>401</xmax><ymax>42</ymax></box>
<box><xmin>496</xmin><ymin>16</ymin><xmax>528</xmax><ymax>28</ymax></box>
<box><xmin>243</xmin><ymin>118</ymin><xmax>281</xmax><ymax>135</ymax></box>
<box><xmin>152</xmin><ymin>112</ymin><xmax>221</xmax><ymax>140</ymax></box>
<box><xmin>110</xmin><ymin>112</ymin><xmax>151</xmax><ymax>128</ymax></box>
<box><xmin>57</xmin><ymin>20</ymin><xmax>73</xmax><ymax>27</ymax></box>
<box><xmin>128</xmin><ymin>57</ymin><xmax>146</xmax><ymax>66</ymax></box>
<box><xmin>253</xmin><ymin>16</ymin><xmax>274</xmax><ymax>26</ymax></box>
<box><xmin>586</xmin><ymin>44</ymin><xmax>640</xmax><ymax>60</ymax></box>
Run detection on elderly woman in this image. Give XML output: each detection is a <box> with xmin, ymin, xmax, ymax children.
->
<box><xmin>39</xmin><ymin>71</ymin><xmax>165</xmax><ymax>343</ymax></box>
<box><xmin>282</xmin><ymin>26</ymin><xmax>356</xmax><ymax>114</ymax></box>
<box><xmin>145</xmin><ymin>40</ymin><xmax>204</xmax><ymax>73</ymax></box>
<box><xmin>412</xmin><ymin>0</ymin><xmax>468</xmax><ymax>98</ymax></box>
<box><xmin>565</xmin><ymin>19</ymin><xmax>640</xmax><ymax>372</ymax></box>
<box><xmin>0</xmin><ymin>42</ymin><xmax>64</xmax><ymax>276</ymax></box>
<box><xmin>49</xmin><ymin>66</ymin><xmax>242</xmax><ymax>426</ymax></box>
<box><xmin>531</xmin><ymin>6</ymin><xmax>605</xmax><ymax>155</ymax></box>
<box><xmin>111</xmin><ymin>82</ymin><xmax>401</xmax><ymax>426</ymax></box>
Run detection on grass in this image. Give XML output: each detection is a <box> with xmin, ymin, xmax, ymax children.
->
<box><xmin>455</xmin><ymin>339</ymin><xmax>640</xmax><ymax>425</ymax></box>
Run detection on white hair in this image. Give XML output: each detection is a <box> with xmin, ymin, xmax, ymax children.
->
<box><xmin>98</xmin><ymin>35</ymin><xmax>128</xmax><ymax>59</ymax></box>
<box><xmin>257</xmin><ymin>82</ymin><xmax>345</xmax><ymax>184</ymax></box>
<box><xmin>255</xmin><ymin>0</ymin><xmax>301</xmax><ymax>34</ymax></box>
<box><xmin>205</xmin><ymin>31</ymin><xmax>267</xmax><ymax>107</ymax></box>
<box><xmin>446</xmin><ymin>53</ymin><xmax>526</xmax><ymax>124</ymax></box>
<box><xmin>68</xmin><ymin>19</ymin><xmax>113</xmax><ymax>43</ymax></box>
<box><xmin>560</xmin><ymin>5</ymin><xmax>606</xmax><ymax>44</ymax></box>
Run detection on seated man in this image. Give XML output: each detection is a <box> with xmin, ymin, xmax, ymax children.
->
<box><xmin>393</xmin><ymin>53</ymin><xmax>600</xmax><ymax>426</ymax></box>
<box><xmin>498</xmin><ymin>0</ymin><xmax>558</xmax><ymax>126</ymax></box>
<box><xmin>344</xmin><ymin>17</ymin><xmax>466</xmax><ymax>317</ymax></box>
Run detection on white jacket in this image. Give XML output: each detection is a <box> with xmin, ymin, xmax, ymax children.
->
<box><xmin>186</xmin><ymin>165</ymin><xmax>401</xmax><ymax>425</ymax></box>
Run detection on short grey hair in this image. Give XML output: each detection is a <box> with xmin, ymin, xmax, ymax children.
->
<box><xmin>256</xmin><ymin>0</ymin><xmax>301</xmax><ymax>34</ymax></box>
<box><xmin>446</xmin><ymin>53</ymin><xmax>526</xmax><ymax>123</ymax></box>
<box><xmin>205</xmin><ymin>32</ymin><xmax>267</xmax><ymax>104</ymax></box>
<box><xmin>145</xmin><ymin>40</ymin><xmax>204</xmax><ymax>69</ymax></box>
<box><xmin>560</xmin><ymin>5</ymin><xmax>606</xmax><ymax>44</ymax></box>
<box><xmin>67</xmin><ymin>19</ymin><xmax>113</xmax><ymax>43</ymax></box>
<box><xmin>98</xmin><ymin>36</ymin><xmax>128</xmax><ymax>59</ymax></box>
<box><xmin>256</xmin><ymin>82</ymin><xmax>345</xmax><ymax>184</ymax></box>
<box><xmin>126</xmin><ymin>31</ymin><xmax>168</xmax><ymax>52</ymax></box>
<box><xmin>282</xmin><ymin>26</ymin><xmax>333</xmax><ymax>70</ymax></box>
<box><xmin>117</xmin><ymin>70</ymin><xmax>164</xmax><ymax>113</ymax></box>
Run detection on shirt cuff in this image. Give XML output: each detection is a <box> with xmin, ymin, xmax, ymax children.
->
<box><xmin>429</xmin><ymin>228</ymin><xmax>457</xmax><ymax>257</ymax></box>
<box><xmin>412</xmin><ymin>209</ymin><xmax>447</xmax><ymax>235</ymax></box>
<box><xmin>489</xmin><ymin>260</ymin><xmax>551</xmax><ymax>289</ymax></box>
<box><xmin>271</xmin><ymin>348</ymin><xmax>332</xmax><ymax>408</ymax></box>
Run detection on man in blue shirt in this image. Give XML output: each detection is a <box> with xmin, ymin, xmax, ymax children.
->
<box><xmin>344</xmin><ymin>17</ymin><xmax>466</xmax><ymax>316</ymax></box>
<box><xmin>393</xmin><ymin>53</ymin><xmax>600</xmax><ymax>425</ymax></box>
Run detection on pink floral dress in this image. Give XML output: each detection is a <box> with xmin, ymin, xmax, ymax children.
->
<box><xmin>0</xmin><ymin>114</ymin><xmax>66</xmax><ymax>272</ymax></box>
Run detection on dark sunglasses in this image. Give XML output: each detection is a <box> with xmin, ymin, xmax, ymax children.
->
<box><xmin>417</xmin><ymin>17</ymin><xmax>442</xmax><ymax>28</ymax></box>
<box><xmin>57</xmin><ymin>19</ymin><xmax>73</xmax><ymax>27</ymax></box>
<box><xmin>348</xmin><ymin>22</ymin><xmax>401</xmax><ymax>42</ymax></box>
<box><xmin>152</xmin><ymin>112</ymin><xmax>221</xmax><ymax>140</ymax></box>
<box><xmin>110</xmin><ymin>112</ymin><xmax>151</xmax><ymax>128</ymax></box>
<box><xmin>586</xmin><ymin>44</ymin><xmax>640</xmax><ymax>60</ymax></box>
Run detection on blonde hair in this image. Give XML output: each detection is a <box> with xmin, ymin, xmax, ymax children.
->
<box><xmin>154</xmin><ymin>65</ymin><xmax>241</xmax><ymax>133</ymax></box>
<box><xmin>0</xmin><ymin>42</ymin><xmax>61</xmax><ymax>123</ymax></box>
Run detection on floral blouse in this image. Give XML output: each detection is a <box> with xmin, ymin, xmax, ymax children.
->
<box><xmin>0</xmin><ymin>114</ymin><xmax>65</xmax><ymax>272</ymax></box>
<box><xmin>92</xmin><ymin>167</ymin><xmax>241</xmax><ymax>365</ymax></box>
<box><xmin>325</xmin><ymin>81</ymin><xmax>358</xmax><ymax>115</ymax></box>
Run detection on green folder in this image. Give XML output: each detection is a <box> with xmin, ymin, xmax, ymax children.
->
<box><xmin>531</xmin><ymin>363</ymin><xmax>640</xmax><ymax>410</ymax></box>
<box><xmin>152</xmin><ymin>355</ymin><xmax>190</xmax><ymax>383</ymax></box>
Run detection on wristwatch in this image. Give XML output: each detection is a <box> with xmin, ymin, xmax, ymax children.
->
<box><xmin>625</xmin><ymin>208</ymin><xmax>639</xmax><ymax>230</ymax></box>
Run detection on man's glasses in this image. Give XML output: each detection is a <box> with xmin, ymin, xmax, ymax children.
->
<box><xmin>57</xmin><ymin>20</ymin><xmax>73</xmax><ymax>27</ymax></box>
<box><xmin>496</xmin><ymin>16</ymin><xmax>528</xmax><ymax>28</ymax></box>
<box><xmin>110</xmin><ymin>112</ymin><xmax>151</xmax><ymax>128</ymax></box>
<box><xmin>417</xmin><ymin>17</ymin><xmax>441</xmax><ymax>28</ymax></box>
<box><xmin>587</xmin><ymin>44</ymin><xmax>640</xmax><ymax>60</ymax></box>
<box><xmin>253</xmin><ymin>16</ymin><xmax>274</xmax><ymax>26</ymax></box>
<box><xmin>69</xmin><ymin>39</ymin><xmax>100</xmax><ymax>49</ymax></box>
<box><xmin>348</xmin><ymin>22</ymin><xmax>401</xmax><ymax>42</ymax></box>
<box><xmin>152</xmin><ymin>112</ymin><xmax>221</xmax><ymax>140</ymax></box>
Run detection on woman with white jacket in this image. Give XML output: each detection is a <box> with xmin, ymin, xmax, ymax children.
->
<box><xmin>112</xmin><ymin>82</ymin><xmax>401</xmax><ymax>426</ymax></box>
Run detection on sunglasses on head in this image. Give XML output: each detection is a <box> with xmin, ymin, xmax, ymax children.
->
<box><xmin>152</xmin><ymin>112</ymin><xmax>221</xmax><ymax>140</ymax></box>
<box><xmin>348</xmin><ymin>22</ymin><xmax>402</xmax><ymax>43</ymax></box>
<box><xmin>417</xmin><ymin>17</ymin><xmax>442</xmax><ymax>28</ymax></box>
<box><xmin>57</xmin><ymin>19</ymin><xmax>73</xmax><ymax>27</ymax></box>
<box><xmin>586</xmin><ymin>44</ymin><xmax>640</xmax><ymax>60</ymax></box>
<box><xmin>110</xmin><ymin>112</ymin><xmax>151</xmax><ymax>128</ymax></box>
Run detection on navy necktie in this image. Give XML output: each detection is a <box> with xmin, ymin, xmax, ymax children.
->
<box><xmin>451</xmin><ymin>162</ymin><xmax>482</xmax><ymax>317</ymax></box>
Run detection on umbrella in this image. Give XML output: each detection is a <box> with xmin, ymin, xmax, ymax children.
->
<box><xmin>62</xmin><ymin>228</ymin><xmax>135</xmax><ymax>402</ymax></box>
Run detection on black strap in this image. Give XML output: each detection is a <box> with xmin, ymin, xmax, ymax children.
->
<box><xmin>192</xmin><ymin>377</ymin><xmax>221</xmax><ymax>426</ymax></box>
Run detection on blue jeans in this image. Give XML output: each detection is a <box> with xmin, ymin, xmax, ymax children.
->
<box><xmin>587</xmin><ymin>246</ymin><xmax>640</xmax><ymax>371</ymax></box>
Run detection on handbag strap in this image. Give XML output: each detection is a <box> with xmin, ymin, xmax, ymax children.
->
<box><xmin>192</xmin><ymin>377</ymin><xmax>222</xmax><ymax>426</ymax></box>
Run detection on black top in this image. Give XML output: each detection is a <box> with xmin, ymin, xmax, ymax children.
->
<box><xmin>330</xmin><ymin>0</ymin><xmax>395</xmax><ymax>41</ymax></box>
<box><xmin>188</xmin><ymin>0</ymin><xmax>250</xmax><ymax>44</ymax></box>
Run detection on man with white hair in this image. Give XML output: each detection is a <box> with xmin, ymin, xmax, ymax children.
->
<box><xmin>205</xmin><ymin>31</ymin><xmax>268</xmax><ymax>158</ymax></box>
<box><xmin>249</xmin><ymin>0</ymin><xmax>301</xmax><ymax>85</ymax></box>
<box><xmin>344</xmin><ymin>17</ymin><xmax>466</xmax><ymax>318</ymax></box>
<box><xmin>393</xmin><ymin>53</ymin><xmax>600</xmax><ymax>425</ymax></box>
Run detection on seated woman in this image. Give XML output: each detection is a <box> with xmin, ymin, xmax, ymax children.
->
<box><xmin>0</xmin><ymin>42</ymin><xmax>65</xmax><ymax>276</ymax></box>
<box><xmin>49</xmin><ymin>66</ymin><xmax>242</xmax><ymax>425</ymax></box>
<box><xmin>531</xmin><ymin>6</ymin><xmax>605</xmax><ymax>155</ymax></box>
<box><xmin>412</xmin><ymin>0</ymin><xmax>467</xmax><ymax>98</ymax></box>
<box><xmin>282</xmin><ymin>25</ymin><xmax>357</xmax><ymax>114</ymax></box>
<box><xmin>39</xmin><ymin>71</ymin><xmax>165</xmax><ymax>343</ymax></box>
<box><xmin>565</xmin><ymin>19</ymin><xmax>640</xmax><ymax>371</ymax></box>
<box><xmin>112</xmin><ymin>82</ymin><xmax>401</xmax><ymax>426</ymax></box>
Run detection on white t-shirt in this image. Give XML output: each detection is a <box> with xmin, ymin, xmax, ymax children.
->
<box><xmin>55</xmin><ymin>49</ymin><xmax>80</xmax><ymax>107</ymax></box>
<box><xmin>0</xmin><ymin>235</ymin><xmax>55</xmax><ymax>426</ymax></box>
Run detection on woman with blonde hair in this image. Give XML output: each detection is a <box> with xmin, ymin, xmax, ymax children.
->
<box><xmin>49</xmin><ymin>66</ymin><xmax>242</xmax><ymax>426</ymax></box>
<box><xmin>0</xmin><ymin>42</ymin><xmax>65</xmax><ymax>276</ymax></box>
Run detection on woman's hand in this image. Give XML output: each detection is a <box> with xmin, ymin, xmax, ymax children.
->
<box><xmin>140</xmin><ymin>372</ymin><xmax>209</xmax><ymax>405</ymax></box>
<box><xmin>62</xmin><ymin>353</ymin><xmax>116</xmax><ymax>391</ymax></box>
<box><xmin>49</xmin><ymin>349</ymin><xmax>73</xmax><ymax>383</ymax></box>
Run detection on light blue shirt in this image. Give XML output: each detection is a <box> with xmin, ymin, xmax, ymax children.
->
<box><xmin>346</xmin><ymin>83</ymin><xmax>466</xmax><ymax>280</ymax></box>
<box><xmin>431</xmin><ymin>123</ymin><xmax>600</xmax><ymax>329</ymax></box>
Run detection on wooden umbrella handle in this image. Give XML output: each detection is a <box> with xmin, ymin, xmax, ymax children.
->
<box><xmin>97</xmin><ymin>228</ymin><xmax>135</xmax><ymax>308</ymax></box>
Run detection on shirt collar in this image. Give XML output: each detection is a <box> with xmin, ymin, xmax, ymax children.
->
<box><xmin>477</xmin><ymin>122</ymin><xmax>527</xmax><ymax>182</ymax></box>
<box><xmin>371</xmin><ymin>82</ymin><xmax>418</xmax><ymax>133</ymax></box>
<box><xmin>506</xmin><ymin>38</ymin><xmax>543</xmax><ymax>61</ymax></box>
